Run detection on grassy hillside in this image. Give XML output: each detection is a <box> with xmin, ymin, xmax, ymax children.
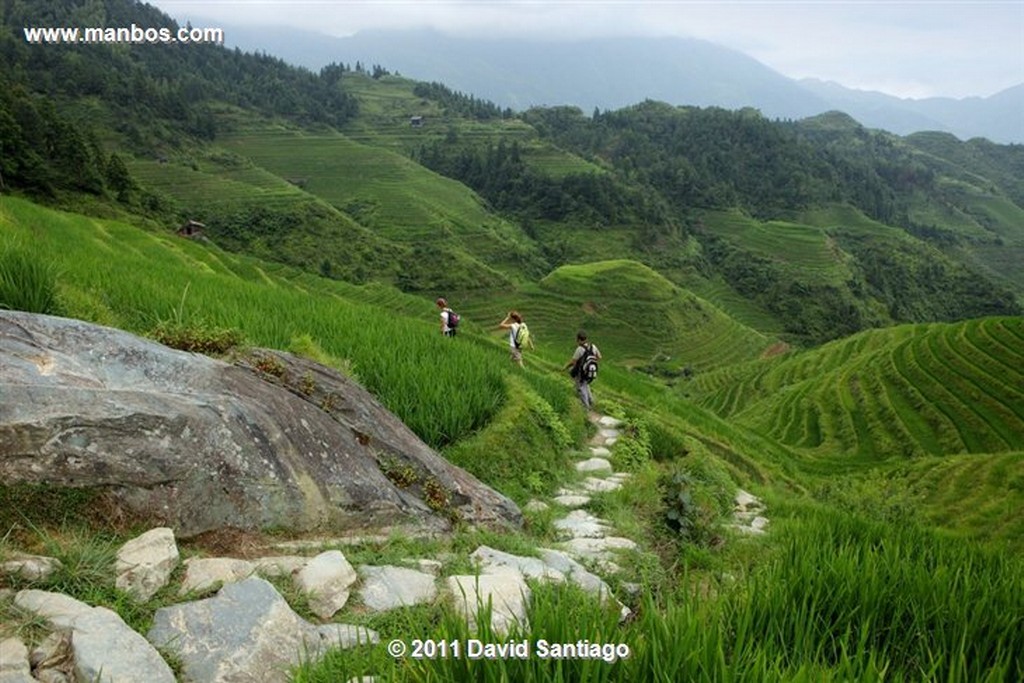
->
<box><xmin>0</xmin><ymin>195</ymin><xmax>507</xmax><ymax>447</ymax></box>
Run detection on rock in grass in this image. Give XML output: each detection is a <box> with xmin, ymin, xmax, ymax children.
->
<box><xmin>148</xmin><ymin>577</ymin><xmax>377</xmax><ymax>683</ymax></box>
<box><xmin>0</xmin><ymin>554</ymin><xmax>63</xmax><ymax>582</ymax></box>
<box><xmin>294</xmin><ymin>550</ymin><xmax>357</xmax><ymax>620</ymax></box>
<box><xmin>115</xmin><ymin>527</ymin><xmax>179</xmax><ymax>601</ymax></box>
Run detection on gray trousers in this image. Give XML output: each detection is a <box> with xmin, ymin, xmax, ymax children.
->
<box><xmin>575</xmin><ymin>378</ymin><xmax>594</xmax><ymax>409</ymax></box>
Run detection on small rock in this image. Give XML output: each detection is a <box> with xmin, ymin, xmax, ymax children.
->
<box><xmin>523</xmin><ymin>500</ymin><xmax>549</xmax><ymax>513</ymax></box>
<box><xmin>735</xmin><ymin>489</ymin><xmax>760</xmax><ymax>509</ymax></box>
<box><xmin>253</xmin><ymin>555</ymin><xmax>308</xmax><ymax>578</ymax></box>
<box><xmin>0</xmin><ymin>637</ymin><xmax>32</xmax><ymax>681</ymax></box>
<box><xmin>750</xmin><ymin>516</ymin><xmax>770</xmax><ymax>531</ymax></box>
<box><xmin>589</xmin><ymin>446</ymin><xmax>611</xmax><ymax>457</ymax></box>
<box><xmin>575</xmin><ymin>457</ymin><xmax>613</xmax><ymax>474</ymax></box>
<box><xmin>1</xmin><ymin>555</ymin><xmax>63</xmax><ymax>582</ymax></box>
<box><xmin>619</xmin><ymin>582</ymin><xmax>643</xmax><ymax>600</ymax></box>
<box><xmin>179</xmin><ymin>557</ymin><xmax>255</xmax><ymax>595</ymax></box>
<box><xmin>447</xmin><ymin>571</ymin><xmax>531</xmax><ymax>636</ymax></box>
<box><xmin>597</xmin><ymin>416</ymin><xmax>624</xmax><ymax>428</ymax></box>
<box><xmin>605</xmin><ymin>437</ymin><xmax>618</xmax><ymax>446</ymax></box>
<box><xmin>357</xmin><ymin>565</ymin><xmax>437</xmax><ymax>612</ymax></box>
<box><xmin>598</xmin><ymin>428</ymin><xmax>620</xmax><ymax>439</ymax></box>
<box><xmin>294</xmin><ymin>550</ymin><xmax>357</xmax><ymax>620</ymax></box>
<box><xmin>115</xmin><ymin>527</ymin><xmax>179</xmax><ymax>602</ymax></box>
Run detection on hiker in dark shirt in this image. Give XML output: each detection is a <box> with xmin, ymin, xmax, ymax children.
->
<box><xmin>565</xmin><ymin>330</ymin><xmax>601</xmax><ymax>410</ymax></box>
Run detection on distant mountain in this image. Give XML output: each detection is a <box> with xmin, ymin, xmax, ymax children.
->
<box><xmin>798</xmin><ymin>80</ymin><xmax>1023</xmax><ymax>144</ymax></box>
<box><xmin>213</xmin><ymin>25</ymin><xmax>1022</xmax><ymax>144</ymax></box>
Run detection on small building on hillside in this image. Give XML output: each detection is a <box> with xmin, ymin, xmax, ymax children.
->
<box><xmin>409</xmin><ymin>116</ymin><xmax>424</xmax><ymax>128</ymax></box>
<box><xmin>177</xmin><ymin>220</ymin><xmax>206</xmax><ymax>239</ymax></box>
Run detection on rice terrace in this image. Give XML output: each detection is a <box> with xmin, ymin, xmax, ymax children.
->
<box><xmin>1</xmin><ymin>1</ymin><xmax>1023</xmax><ymax>681</ymax></box>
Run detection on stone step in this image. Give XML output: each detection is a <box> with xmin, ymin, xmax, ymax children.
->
<box><xmin>576</xmin><ymin>457</ymin><xmax>613</xmax><ymax>474</ymax></box>
<box><xmin>553</xmin><ymin>494</ymin><xmax>591</xmax><ymax>508</ymax></box>
<box><xmin>553</xmin><ymin>510</ymin><xmax>612</xmax><ymax>539</ymax></box>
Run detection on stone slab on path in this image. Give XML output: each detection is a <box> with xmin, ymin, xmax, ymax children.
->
<box><xmin>149</xmin><ymin>577</ymin><xmax>377</xmax><ymax>683</ymax></box>
<box><xmin>553</xmin><ymin>494</ymin><xmax>591</xmax><ymax>508</ymax></box>
<box><xmin>575</xmin><ymin>457</ymin><xmax>613</xmax><ymax>474</ymax></box>
<box><xmin>357</xmin><ymin>565</ymin><xmax>438</xmax><ymax>612</ymax></box>
<box><xmin>561</xmin><ymin>536</ymin><xmax>638</xmax><ymax>564</ymax></box>
<box><xmin>553</xmin><ymin>510</ymin><xmax>612</xmax><ymax>539</ymax></box>
<box><xmin>581</xmin><ymin>477</ymin><xmax>624</xmax><ymax>494</ymax></box>
<box><xmin>447</xmin><ymin>571</ymin><xmax>531</xmax><ymax>636</ymax></box>
<box><xmin>470</xmin><ymin>546</ymin><xmax>564</xmax><ymax>583</ymax></box>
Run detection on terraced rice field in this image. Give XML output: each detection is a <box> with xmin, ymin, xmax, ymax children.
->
<box><xmin>452</xmin><ymin>260</ymin><xmax>771</xmax><ymax>372</ymax></box>
<box><xmin>128</xmin><ymin>158</ymin><xmax>309</xmax><ymax>211</ymax></box>
<box><xmin>899</xmin><ymin>451</ymin><xmax>1024</xmax><ymax>551</ymax></box>
<box><xmin>695</xmin><ymin>318</ymin><xmax>1024</xmax><ymax>461</ymax></box>
<box><xmin>703</xmin><ymin>210</ymin><xmax>853</xmax><ymax>285</ymax></box>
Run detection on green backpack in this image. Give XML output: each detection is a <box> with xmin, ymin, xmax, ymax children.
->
<box><xmin>514</xmin><ymin>323</ymin><xmax>530</xmax><ymax>349</ymax></box>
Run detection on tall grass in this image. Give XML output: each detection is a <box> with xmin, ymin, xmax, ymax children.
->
<box><xmin>292</xmin><ymin>507</ymin><xmax>1023</xmax><ymax>682</ymax></box>
<box><xmin>0</xmin><ymin>244</ymin><xmax>60</xmax><ymax>314</ymax></box>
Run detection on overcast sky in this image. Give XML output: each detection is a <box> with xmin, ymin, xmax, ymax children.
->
<box><xmin>151</xmin><ymin>1</ymin><xmax>1023</xmax><ymax>99</ymax></box>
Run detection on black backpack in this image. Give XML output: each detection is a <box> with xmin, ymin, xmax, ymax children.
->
<box><xmin>446</xmin><ymin>309</ymin><xmax>460</xmax><ymax>329</ymax></box>
<box><xmin>576</xmin><ymin>343</ymin><xmax>599</xmax><ymax>382</ymax></box>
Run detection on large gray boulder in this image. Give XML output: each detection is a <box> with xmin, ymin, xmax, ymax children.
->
<box><xmin>0</xmin><ymin>312</ymin><xmax>520</xmax><ymax>537</ymax></box>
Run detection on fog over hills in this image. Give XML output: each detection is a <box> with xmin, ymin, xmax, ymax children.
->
<box><xmin>211</xmin><ymin>23</ymin><xmax>1021</xmax><ymax>143</ymax></box>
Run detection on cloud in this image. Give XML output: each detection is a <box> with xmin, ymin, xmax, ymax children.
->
<box><xmin>151</xmin><ymin>0</ymin><xmax>1024</xmax><ymax>98</ymax></box>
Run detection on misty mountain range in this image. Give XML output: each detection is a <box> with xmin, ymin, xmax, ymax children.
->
<box><xmin>216</xmin><ymin>24</ymin><xmax>1022</xmax><ymax>144</ymax></box>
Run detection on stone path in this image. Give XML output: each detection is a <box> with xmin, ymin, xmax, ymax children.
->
<box><xmin>0</xmin><ymin>412</ymin><xmax>767</xmax><ymax>682</ymax></box>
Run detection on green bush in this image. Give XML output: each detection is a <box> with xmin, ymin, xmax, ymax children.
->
<box><xmin>0</xmin><ymin>246</ymin><xmax>60</xmax><ymax>315</ymax></box>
